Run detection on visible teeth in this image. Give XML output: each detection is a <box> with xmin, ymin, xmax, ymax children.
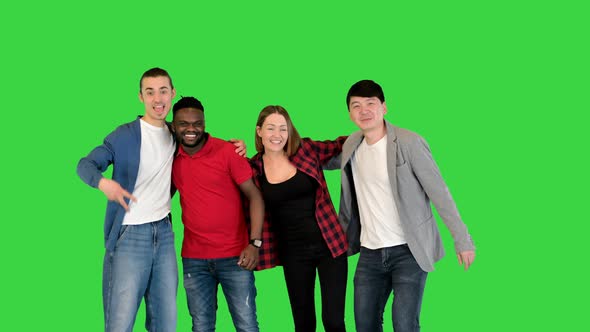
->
<box><xmin>186</xmin><ymin>134</ymin><xmax>196</xmax><ymax>138</ymax></box>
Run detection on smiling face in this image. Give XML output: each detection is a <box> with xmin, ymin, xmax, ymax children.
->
<box><xmin>172</xmin><ymin>107</ymin><xmax>206</xmax><ymax>155</ymax></box>
<box><xmin>348</xmin><ymin>96</ymin><xmax>387</xmax><ymax>133</ymax></box>
<box><xmin>256</xmin><ymin>113</ymin><xmax>289</xmax><ymax>154</ymax></box>
<box><xmin>139</xmin><ymin>76</ymin><xmax>176</xmax><ymax>127</ymax></box>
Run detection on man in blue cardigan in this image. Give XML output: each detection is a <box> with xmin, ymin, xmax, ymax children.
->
<box><xmin>77</xmin><ymin>68</ymin><xmax>179</xmax><ymax>332</ymax></box>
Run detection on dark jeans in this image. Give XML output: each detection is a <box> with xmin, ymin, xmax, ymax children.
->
<box><xmin>354</xmin><ymin>245</ymin><xmax>427</xmax><ymax>332</ymax></box>
<box><xmin>281</xmin><ymin>242</ymin><xmax>348</xmax><ymax>332</ymax></box>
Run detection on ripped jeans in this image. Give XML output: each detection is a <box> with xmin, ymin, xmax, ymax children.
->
<box><xmin>182</xmin><ymin>257</ymin><xmax>259</xmax><ymax>332</ymax></box>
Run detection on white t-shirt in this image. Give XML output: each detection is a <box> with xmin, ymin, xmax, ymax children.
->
<box><xmin>351</xmin><ymin>135</ymin><xmax>406</xmax><ymax>249</ymax></box>
<box><xmin>122</xmin><ymin>119</ymin><xmax>175</xmax><ymax>225</ymax></box>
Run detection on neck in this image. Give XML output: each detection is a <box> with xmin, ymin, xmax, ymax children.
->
<box><xmin>182</xmin><ymin>134</ymin><xmax>208</xmax><ymax>156</ymax></box>
<box><xmin>363</xmin><ymin>124</ymin><xmax>387</xmax><ymax>145</ymax></box>
<box><xmin>263</xmin><ymin>149</ymin><xmax>288</xmax><ymax>161</ymax></box>
<box><xmin>141</xmin><ymin>116</ymin><xmax>165</xmax><ymax>128</ymax></box>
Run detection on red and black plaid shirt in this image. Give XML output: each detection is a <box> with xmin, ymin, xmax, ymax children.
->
<box><xmin>249</xmin><ymin>136</ymin><xmax>348</xmax><ymax>270</ymax></box>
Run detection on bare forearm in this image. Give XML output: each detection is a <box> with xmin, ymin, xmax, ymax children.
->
<box><xmin>249</xmin><ymin>196</ymin><xmax>264</xmax><ymax>239</ymax></box>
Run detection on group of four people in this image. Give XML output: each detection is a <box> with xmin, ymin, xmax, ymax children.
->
<box><xmin>77</xmin><ymin>67</ymin><xmax>475</xmax><ymax>332</ymax></box>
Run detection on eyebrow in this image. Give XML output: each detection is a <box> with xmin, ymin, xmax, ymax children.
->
<box><xmin>143</xmin><ymin>86</ymin><xmax>169</xmax><ymax>91</ymax></box>
<box><xmin>177</xmin><ymin>120</ymin><xmax>202</xmax><ymax>124</ymax></box>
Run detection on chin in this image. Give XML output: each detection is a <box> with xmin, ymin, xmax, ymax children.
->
<box><xmin>265</xmin><ymin>146</ymin><xmax>283</xmax><ymax>153</ymax></box>
<box><xmin>182</xmin><ymin>141</ymin><xmax>198</xmax><ymax>148</ymax></box>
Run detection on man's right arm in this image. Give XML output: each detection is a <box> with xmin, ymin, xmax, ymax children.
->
<box><xmin>77</xmin><ymin>136</ymin><xmax>137</xmax><ymax>210</ymax></box>
<box><xmin>77</xmin><ymin>138</ymin><xmax>115</xmax><ymax>188</ymax></box>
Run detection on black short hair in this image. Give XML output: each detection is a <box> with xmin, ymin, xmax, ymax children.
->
<box><xmin>172</xmin><ymin>96</ymin><xmax>205</xmax><ymax>117</ymax></box>
<box><xmin>346</xmin><ymin>80</ymin><xmax>385</xmax><ymax>108</ymax></box>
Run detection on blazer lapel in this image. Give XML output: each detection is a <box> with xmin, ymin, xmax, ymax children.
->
<box><xmin>385</xmin><ymin>121</ymin><xmax>400</xmax><ymax>202</ymax></box>
<box><xmin>341</xmin><ymin>131</ymin><xmax>364</xmax><ymax>167</ymax></box>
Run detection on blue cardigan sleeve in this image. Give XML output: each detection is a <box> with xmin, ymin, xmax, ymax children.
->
<box><xmin>76</xmin><ymin>132</ymin><xmax>117</xmax><ymax>188</ymax></box>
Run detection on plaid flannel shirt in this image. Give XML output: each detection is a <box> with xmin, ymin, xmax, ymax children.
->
<box><xmin>249</xmin><ymin>136</ymin><xmax>349</xmax><ymax>270</ymax></box>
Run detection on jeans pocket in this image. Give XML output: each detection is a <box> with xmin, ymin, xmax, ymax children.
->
<box><xmin>116</xmin><ymin>225</ymin><xmax>131</xmax><ymax>245</ymax></box>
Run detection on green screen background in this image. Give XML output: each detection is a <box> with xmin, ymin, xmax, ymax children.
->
<box><xmin>2</xmin><ymin>0</ymin><xmax>588</xmax><ymax>331</ymax></box>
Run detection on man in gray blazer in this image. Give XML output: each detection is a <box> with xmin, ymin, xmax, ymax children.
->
<box><xmin>339</xmin><ymin>80</ymin><xmax>475</xmax><ymax>332</ymax></box>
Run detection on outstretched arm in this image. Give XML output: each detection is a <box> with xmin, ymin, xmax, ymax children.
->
<box><xmin>310</xmin><ymin>136</ymin><xmax>348</xmax><ymax>168</ymax></box>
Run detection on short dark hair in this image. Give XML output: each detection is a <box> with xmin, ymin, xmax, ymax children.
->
<box><xmin>346</xmin><ymin>80</ymin><xmax>385</xmax><ymax>108</ymax></box>
<box><xmin>172</xmin><ymin>96</ymin><xmax>205</xmax><ymax>117</ymax></box>
<box><xmin>139</xmin><ymin>67</ymin><xmax>174</xmax><ymax>92</ymax></box>
<box><xmin>255</xmin><ymin>105</ymin><xmax>301</xmax><ymax>156</ymax></box>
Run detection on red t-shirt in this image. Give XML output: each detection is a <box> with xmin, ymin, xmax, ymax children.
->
<box><xmin>172</xmin><ymin>136</ymin><xmax>253</xmax><ymax>259</ymax></box>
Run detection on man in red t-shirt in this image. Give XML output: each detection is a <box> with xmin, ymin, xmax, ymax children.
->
<box><xmin>171</xmin><ymin>96</ymin><xmax>264</xmax><ymax>332</ymax></box>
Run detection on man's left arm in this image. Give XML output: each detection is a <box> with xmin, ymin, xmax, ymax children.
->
<box><xmin>409</xmin><ymin>135</ymin><xmax>475</xmax><ymax>270</ymax></box>
<box><xmin>237</xmin><ymin>179</ymin><xmax>264</xmax><ymax>270</ymax></box>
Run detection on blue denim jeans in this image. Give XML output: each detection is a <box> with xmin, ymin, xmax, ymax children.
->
<box><xmin>182</xmin><ymin>257</ymin><xmax>259</xmax><ymax>332</ymax></box>
<box><xmin>354</xmin><ymin>245</ymin><xmax>427</xmax><ymax>332</ymax></box>
<box><xmin>103</xmin><ymin>216</ymin><xmax>178</xmax><ymax>332</ymax></box>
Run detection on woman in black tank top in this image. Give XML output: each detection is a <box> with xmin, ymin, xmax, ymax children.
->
<box><xmin>250</xmin><ymin>105</ymin><xmax>348</xmax><ymax>332</ymax></box>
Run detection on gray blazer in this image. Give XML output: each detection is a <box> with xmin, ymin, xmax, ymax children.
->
<box><xmin>338</xmin><ymin>120</ymin><xmax>474</xmax><ymax>272</ymax></box>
